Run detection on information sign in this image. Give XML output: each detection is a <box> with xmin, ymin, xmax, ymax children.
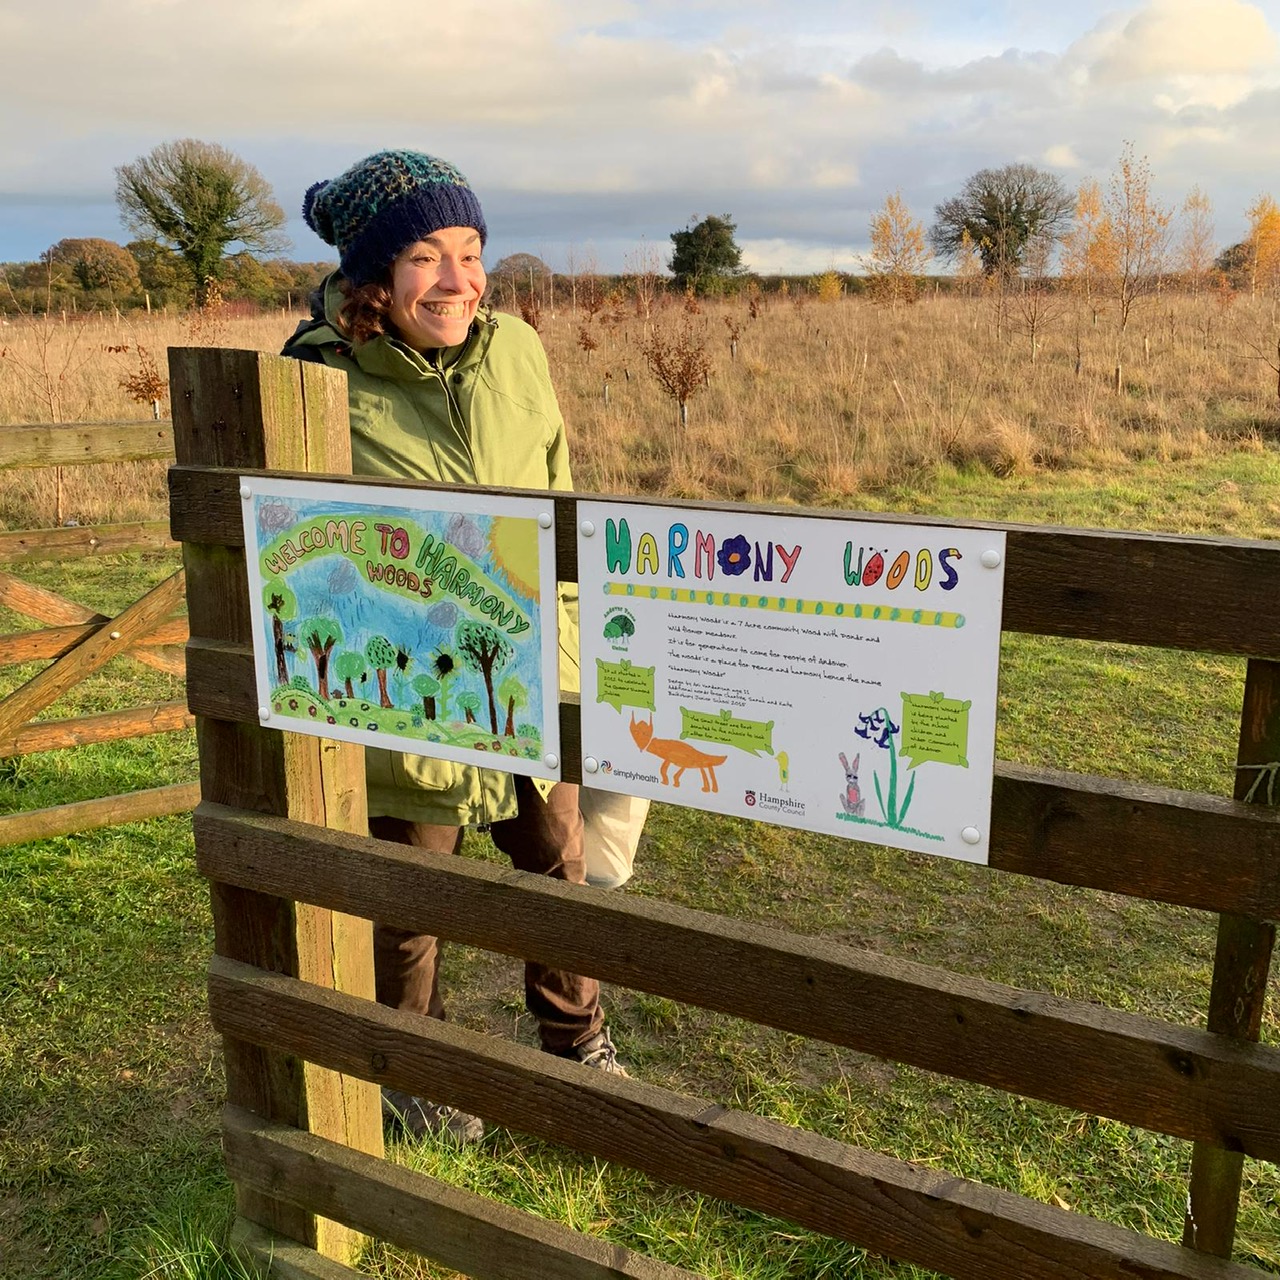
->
<box><xmin>578</xmin><ymin>502</ymin><xmax>1006</xmax><ymax>863</ymax></box>
<box><xmin>241</xmin><ymin>476</ymin><xmax>561</xmax><ymax>781</ymax></box>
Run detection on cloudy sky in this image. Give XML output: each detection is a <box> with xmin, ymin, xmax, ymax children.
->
<box><xmin>2</xmin><ymin>0</ymin><xmax>1278</xmax><ymax>273</ymax></box>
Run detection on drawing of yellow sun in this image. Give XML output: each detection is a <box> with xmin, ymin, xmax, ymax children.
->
<box><xmin>487</xmin><ymin>516</ymin><xmax>540</xmax><ymax>598</ymax></box>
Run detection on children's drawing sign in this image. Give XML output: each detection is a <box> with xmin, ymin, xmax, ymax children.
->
<box><xmin>578</xmin><ymin>502</ymin><xmax>1005</xmax><ymax>863</ymax></box>
<box><xmin>241</xmin><ymin>476</ymin><xmax>561</xmax><ymax>781</ymax></box>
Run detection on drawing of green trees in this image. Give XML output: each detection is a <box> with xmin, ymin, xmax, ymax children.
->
<box><xmin>298</xmin><ymin>617</ymin><xmax>342</xmax><ymax>701</ymax></box>
<box><xmin>365</xmin><ymin>635</ymin><xmax>396</xmax><ymax>708</ymax></box>
<box><xmin>412</xmin><ymin>674</ymin><xmax>440</xmax><ymax>720</ymax></box>
<box><xmin>457</xmin><ymin>690</ymin><xmax>481</xmax><ymax>724</ymax></box>
<box><xmin>430</xmin><ymin>647</ymin><xmax>457</xmax><ymax>720</ymax></box>
<box><xmin>387</xmin><ymin>643</ymin><xmax>414</xmax><ymax>705</ymax></box>
<box><xmin>456</xmin><ymin>620</ymin><xmax>513</xmax><ymax>735</ymax></box>
<box><xmin>333</xmin><ymin>651</ymin><xmax>366</xmax><ymax>699</ymax></box>
<box><xmin>498</xmin><ymin>673</ymin><xmax>526</xmax><ymax>737</ymax></box>
<box><xmin>262</xmin><ymin>578</ymin><xmax>296</xmax><ymax>687</ymax></box>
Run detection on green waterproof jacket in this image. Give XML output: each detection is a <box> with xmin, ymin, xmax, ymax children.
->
<box><xmin>282</xmin><ymin>273</ymin><xmax>578</xmax><ymax>825</ymax></box>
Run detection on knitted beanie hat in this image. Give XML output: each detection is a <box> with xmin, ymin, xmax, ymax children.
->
<box><xmin>302</xmin><ymin>150</ymin><xmax>488</xmax><ymax>285</ymax></box>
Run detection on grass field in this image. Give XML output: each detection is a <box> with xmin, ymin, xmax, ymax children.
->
<box><xmin>1</xmin><ymin>298</ymin><xmax>1278</xmax><ymax>1278</ymax></box>
<box><xmin>2</xmin><ymin>287</ymin><xmax>1279</xmax><ymax>528</ymax></box>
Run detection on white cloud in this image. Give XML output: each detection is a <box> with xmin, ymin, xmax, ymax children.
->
<box><xmin>813</xmin><ymin>161</ymin><xmax>859</xmax><ymax>188</ymax></box>
<box><xmin>1043</xmin><ymin>144</ymin><xmax>1083</xmax><ymax>168</ymax></box>
<box><xmin>1078</xmin><ymin>0</ymin><xmax>1278</xmax><ymax>81</ymax></box>
<box><xmin>739</xmin><ymin>238</ymin><xmax>859</xmax><ymax>274</ymax></box>
<box><xmin>817</xmin><ymin>72</ymin><xmax>877</xmax><ymax>107</ymax></box>
<box><xmin>3</xmin><ymin>0</ymin><xmax>1280</xmax><ymax>265</ymax></box>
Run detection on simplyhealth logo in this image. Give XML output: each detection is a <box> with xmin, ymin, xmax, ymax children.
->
<box><xmin>607</xmin><ymin>763</ymin><xmax>659</xmax><ymax>783</ymax></box>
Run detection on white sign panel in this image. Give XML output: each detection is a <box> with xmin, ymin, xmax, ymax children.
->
<box><xmin>242</xmin><ymin>476</ymin><xmax>561</xmax><ymax>781</ymax></box>
<box><xmin>578</xmin><ymin>502</ymin><xmax>1006</xmax><ymax>863</ymax></box>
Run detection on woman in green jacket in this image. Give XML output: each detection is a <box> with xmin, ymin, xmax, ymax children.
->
<box><xmin>285</xmin><ymin>149</ymin><xmax>625</xmax><ymax>1143</ymax></box>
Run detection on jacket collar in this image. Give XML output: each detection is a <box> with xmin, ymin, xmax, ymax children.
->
<box><xmin>305</xmin><ymin>270</ymin><xmax>497</xmax><ymax>383</ymax></box>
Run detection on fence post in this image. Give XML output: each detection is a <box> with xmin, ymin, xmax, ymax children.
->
<box><xmin>1182</xmin><ymin>657</ymin><xmax>1279</xmax><ymax>1257</ymax></box>
<box><xmin>169</xmin><ymin>347</ymin><xmax>382</xmax><ymax>1264</ymax></box>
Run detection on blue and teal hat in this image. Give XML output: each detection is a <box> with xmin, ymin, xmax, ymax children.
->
<box><xmin>302</xmin><ymin>149</ymin><xmax>488</xmax><ymax>285</ymax></box>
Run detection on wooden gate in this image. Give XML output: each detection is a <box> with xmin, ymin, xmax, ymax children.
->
<box><xmin>0</xmin><ymin>420</ymin><xmax>196</xmax><ymax>845</ymax></box>
<box><xmin>170</xmin><ymin>346</ymin><xmax>1279</xmax><ymax>1279</ymax></box>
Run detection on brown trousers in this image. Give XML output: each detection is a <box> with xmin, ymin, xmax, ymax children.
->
<box><xmin>368</xmin><ymin>778</ymin><xmax>603</xmax><ymax>1054</ymax></box>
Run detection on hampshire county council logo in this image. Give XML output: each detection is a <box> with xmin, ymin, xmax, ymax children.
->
<box><xmin>744</xmin><ymin>790</ymin><xmax>756</xmax><ymax>806</ymax></box>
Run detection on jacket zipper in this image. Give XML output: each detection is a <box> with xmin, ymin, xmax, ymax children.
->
<box><xmin>431</xmin><ymin>352</ymin><xmax>494</xmax><ymax>825</ymax></box>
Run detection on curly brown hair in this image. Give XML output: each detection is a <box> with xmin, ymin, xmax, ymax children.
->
<box><xmin>336</xmin><ymin>275</ymin><xmax>395</xmax><ymax>346</ymax></box>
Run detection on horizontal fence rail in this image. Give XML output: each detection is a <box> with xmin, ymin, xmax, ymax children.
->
<box><xmin>223</xmin><ymin>1107</ymin><xmax>701</xmax><ymax>1280</ymax></box>
<box><xmin>0</xmin><ymin>701</ymin><xmax>193</xmax><ymax>757</ymax></box>
<box><xmin>0</xmin><ymin>617</ymin><xmax>188</xmax><ymax>667</ymax></box>
<box><xmin>0</xmin><ymin>782</ymin><xmax>200</xmax><ymax>847</ymax></box>
<box><xmin>169</xmin><ymin>465</ymin><xmax>1280</xmax><ymax>660</ymax></box>
<box><xmin>182</xmin><ymin>649</ymin><xmax>1280</xmax><ymax>919</ymax></box>
<box><xmin>208</xmin><ymin>957</ymin><xmax>1266</xmax><ymax>1280</ymax></box>
<box><xmin>0</xmin><ymin>520</ymin><xmax>176</xmax><ymax>563</ymax></box>
<box><xmin>196</xmin><ymin>804</ymin><xmax>1280</xmax><ymax>1162</ymax></box>
<box><xmin>0</xmin><ymin>420</ymin><xmax>174</xmax><ymax>468</ymax></box>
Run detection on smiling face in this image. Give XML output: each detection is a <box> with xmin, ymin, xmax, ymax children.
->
<box><xmin>387</xmin><ymin>227</ymin><xmax>486</xmax><ymax>350</ymax></box>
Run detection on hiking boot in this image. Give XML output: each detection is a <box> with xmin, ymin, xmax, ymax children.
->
<box><xmin>381</xmin><ymin>1086</ymin><xmax>484</xmax><ymax>1143</ymax></box>
<box><xmin>561</xmin><ymin>1027</ymin><xmax>629</xmax><ymax>1076</ymax></box>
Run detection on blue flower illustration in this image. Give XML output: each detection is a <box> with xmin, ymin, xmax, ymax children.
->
<box><xmin>855</xmin><ymin>705</ymin><xmax>913</xmax><ymax>827</ymax></box>
<box><xmin>717</xmin><ymin>535</ymin><xmax>751</xmax><ymax>576</ymax></box>
<box><xmin>855</xmin><ymin>707</ymin><xmax>899</xmax><ymax>751</ymax></box>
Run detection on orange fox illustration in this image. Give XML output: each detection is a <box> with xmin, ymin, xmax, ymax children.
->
<box><xmin>629</xmin><ymin>712</ymin><xmax>728</xmax><ymax>792</ymax></box>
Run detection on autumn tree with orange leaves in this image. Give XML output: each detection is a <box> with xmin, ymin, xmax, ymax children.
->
<box><xmin>1245</xmin><ymin>195</ymin><xmax>1280</xmax><ymax>297</ymax></box>
<box><xmin>1060</xmin><ymin>180</ymin><xmax>1117</xmax><ymax>315</ymax></box>
<box><xmin>863</xmin><ymin>191</ymin><xmax>931</xmax><ymax>308</ymax></box>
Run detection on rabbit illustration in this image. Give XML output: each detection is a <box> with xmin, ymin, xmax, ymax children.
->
<box><xmin>839</xmin><ymin>752</ymin><xmax>866</xmax><ymax>816</ymax></box>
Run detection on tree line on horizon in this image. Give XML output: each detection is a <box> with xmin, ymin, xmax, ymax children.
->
<box><xmin>2</xmin><ymin>137</ymin><xmax>1277</xmax><ymax>319</ymax></box>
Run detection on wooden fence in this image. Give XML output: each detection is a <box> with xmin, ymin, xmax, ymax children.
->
<box><xmin>0</xmin><ymin>418</ymin><xmax>197</xmax><ymax>846</ymax></box>
<box><xmin>169</xmin><ymin>346</ymin><xmax>1279</xmax><ymax>1279</ymax></box>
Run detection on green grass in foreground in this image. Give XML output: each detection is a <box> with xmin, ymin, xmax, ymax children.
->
<box><xmin>2</xmin><ymin>452</ymin><xmax>1279</xmax><ymax>1278</ymax></box>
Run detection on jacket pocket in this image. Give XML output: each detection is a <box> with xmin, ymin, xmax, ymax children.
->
<box><xmin>393</xmin><ymin>749</ymin><xmax>463</xmax><ymax>793</ymax></box>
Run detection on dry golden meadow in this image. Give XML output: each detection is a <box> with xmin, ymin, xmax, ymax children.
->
<box><xmin>5</xmin><ymin>291</ymin><xmax>1280</xmax><ymax>1277</ymax></box>
<box><xmin>2</xmin><ymin>286</ymin><xmax>1279</xmax><ymax>532</ymax></box>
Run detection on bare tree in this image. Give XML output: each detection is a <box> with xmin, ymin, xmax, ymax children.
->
<box><xmin>1104</xmin><ymin>142</ymin><xmax>1172</xmax><ymax>334</ymax></box>
<box><xmin>953</xmin><ymin>228</ymin><xmax>984</xmax><ymax>298</ymax></box>
<box><xmin>1177</xmin><ymin>186</ymin><xmax>1216</xmax><ymax>297</ymax></box>
<box><xmin>578</xmin><ymin>249</ymin><xmax>605</xmax><ymax>322</ymax></box>
<box><xmin>624</xmin><ymin>242</ymin><xmax>666</xmax><ymax>335</ymax></box>
<box><xmin>1012</xmin><ymin>232</ymin><xmax>1067</xmax><ymax>364</ymax></box>
<box><xmin>564</xmin><ymin>242</ymin><xmax>579</xmax><ymax>316</ymax></box>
